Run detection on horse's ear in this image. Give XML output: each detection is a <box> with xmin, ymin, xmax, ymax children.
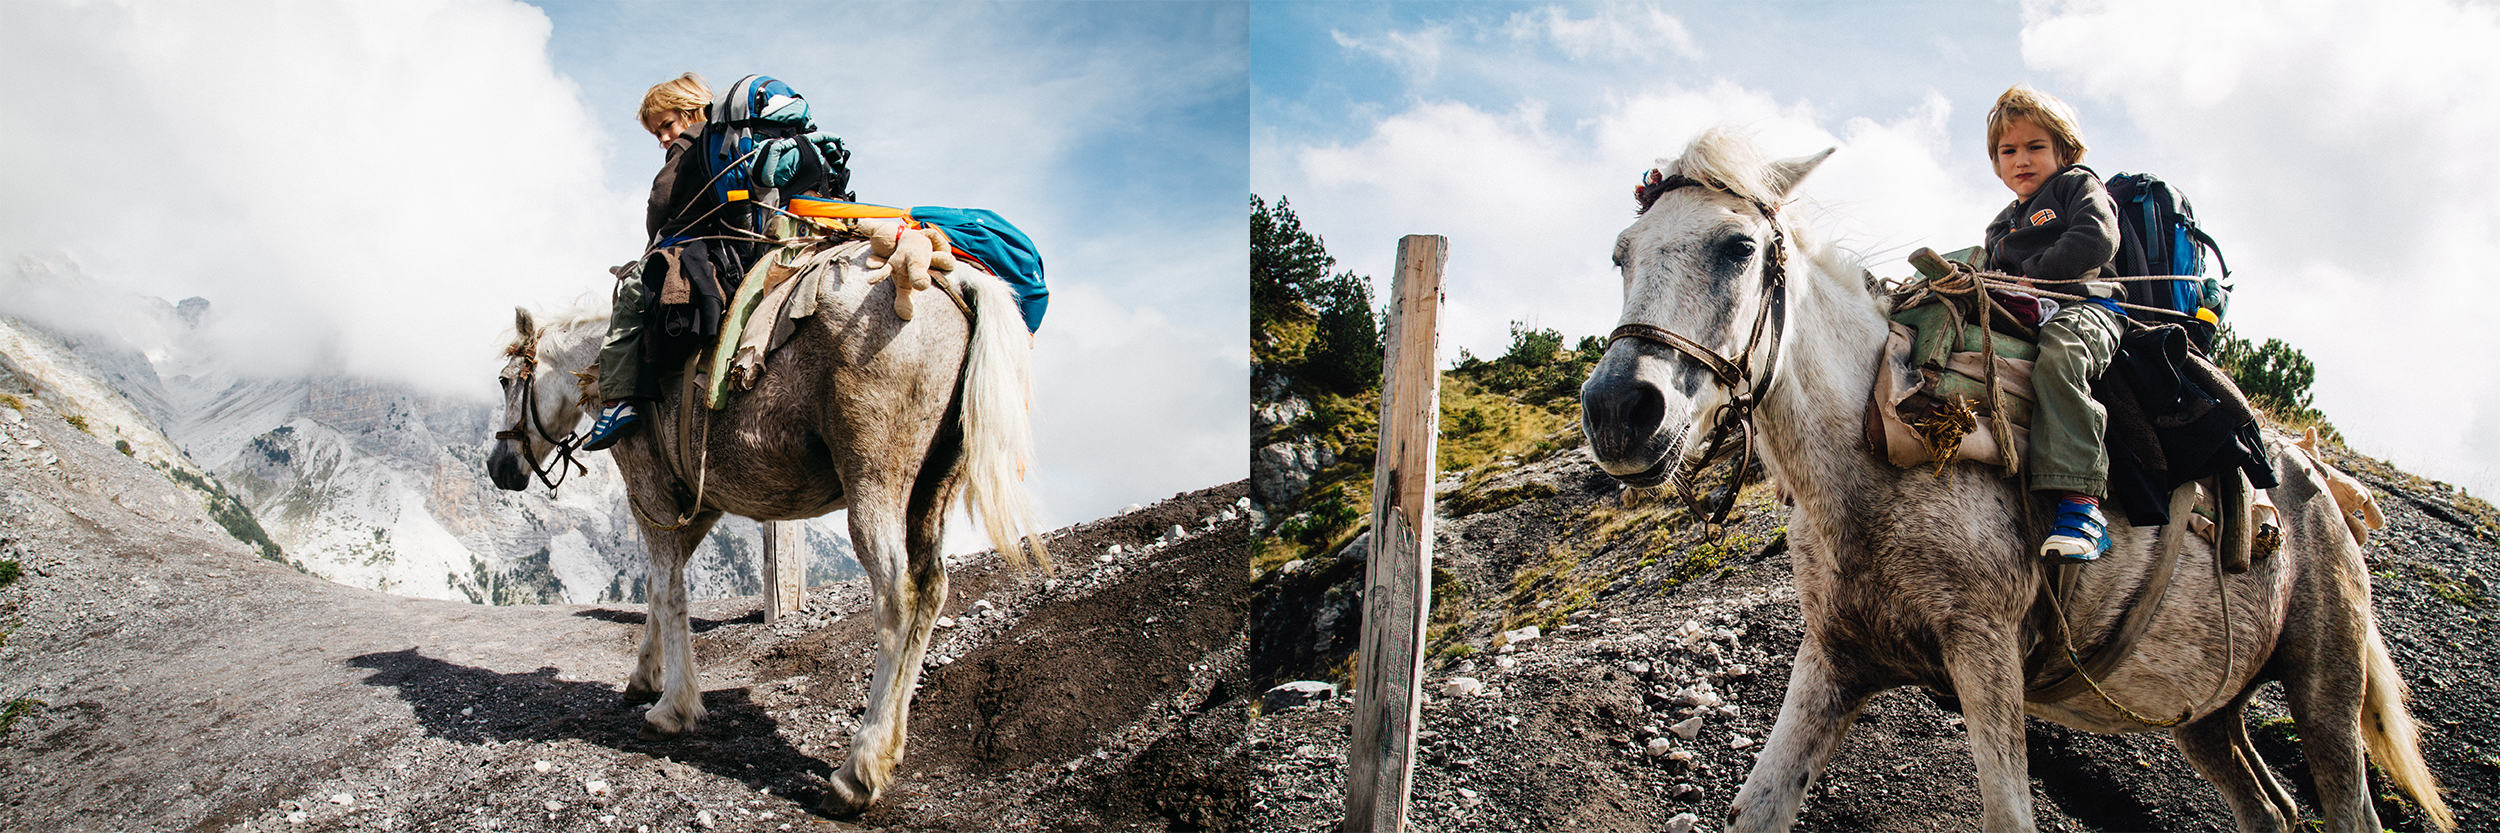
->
<box><xmin>1769</xmin><ymin>148</ymin><xmax>1836</xmax><ymax>198</ymax></box>
<box><xmin>513</xmin><ymin>306</ymin><xmax>534</xmax><ymax>335</ymax></box>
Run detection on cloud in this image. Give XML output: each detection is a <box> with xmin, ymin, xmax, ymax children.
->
<box><xmin>1271</xmin><ymin>82</ymin><xmax>2001</xmax><ymax>369</ymax></box>
<box><xmin>1</xmin><ymin>0</ymin><xmax>639</xmax><ymax>395</ymax></box>
<box><xmin>2023</xmin><ymin>0</ymin><xmax>2500</xmax><ymax>495</ymax></box>
<box><xmin>1511</xmin><ymin>5</ymin><xmax>1703</xmax><ymax>62</ymax></box>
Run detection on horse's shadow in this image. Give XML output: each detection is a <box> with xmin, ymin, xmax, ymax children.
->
<box><xmin>345</xmin><ymin>648</ymin><xmax>835</xmax><ymax>806</ymax></box>
<box><xmin>568</xmin><ymin>607</ymin><xmax>756</xmax><ymax>633</ymax></box>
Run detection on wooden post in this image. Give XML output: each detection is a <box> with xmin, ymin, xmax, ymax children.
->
<box><xmin>1343</xmin><ymin>234</ymin><xmax>1445</xmax><ymax>832</ymax></box>
<box><xmin>760</xmin><ymin>521</ymin><xmax>805</xmax><ymax>622</ymax></box>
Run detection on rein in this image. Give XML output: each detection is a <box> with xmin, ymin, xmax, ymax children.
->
<box><xmin>495</xmin><ymin>341</ymin><xmax>590</xmax><ymax>492</ymax></box>
<box><xmin>1607</xmin><ymin>174</ymin><xmax>1790</xmax><ymax>532</ymax></box>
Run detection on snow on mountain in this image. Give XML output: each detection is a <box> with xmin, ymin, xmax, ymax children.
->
<box><xmin>0</xmin><ymin>278</ymin><xmax>859</xmax><ymax>605</ymax></box>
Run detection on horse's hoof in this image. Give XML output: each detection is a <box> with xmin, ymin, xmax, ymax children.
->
<box><xmin>622</xmin><ymin>684</ymin><xmax>661</xmax><ymax>705</ymax></box>
<box><xmin>819</xmin><ymin>772</ymin><xmax>875</xmax><ymax>817</ymax></box>
<box><xmin>637</xmin><ymin>719</ymin><xmax>682</xmax><ymax>741</ymax></box>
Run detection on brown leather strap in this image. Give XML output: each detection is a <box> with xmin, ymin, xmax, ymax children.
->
<box><xmin>1607</xmin><ymin>323</ymin><xmax>1743</xmax><ymax>387</ymax></box>
<box><xmin>2025</xmin><ymin>485</ymin><xmax>2196</xmax><ymax>702</ymax></box>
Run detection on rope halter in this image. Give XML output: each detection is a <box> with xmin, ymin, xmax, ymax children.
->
<box><xmin>494</xmin><ymin>333</ymin><xmax>589</xmax><ymax>491</ymax></box>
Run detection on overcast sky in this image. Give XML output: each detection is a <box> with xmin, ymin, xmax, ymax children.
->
<box><xmin>1253</xmin><ymin>0</ymin><xmax>2500</xmax><ymax>500</ymax></box>
<box><xmin>0</xmin><ymin>0</ymin><xmax>1248</xmax><ymax>531</ymax></box>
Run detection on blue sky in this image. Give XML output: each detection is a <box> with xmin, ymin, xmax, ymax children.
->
<box><xmin>1</xmin><ymin>0</ymin><xmax>1248</xmax><ymax>534</ymax></box>
<box><xmin>1252</xmin><ymin>0</ymin><xmax>2500</xmax><ymax>499</ymax></box>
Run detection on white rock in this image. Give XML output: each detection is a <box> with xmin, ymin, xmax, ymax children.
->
<box><xmin>532</xmin><ymin>760</ymin><xmax>551</xmax><ymax>773</ymax></box>
<box><xmin>1670</xmin><ymin>716</ymin><xmax>1704</xmax><ymax>739</ymax></box>
<box><xmin>934</xmin><ymin>616</ymin><xmax>956</xmax><ymax>629</ymax></box>
<box><xmin>0</xmin><ymin>406</ymin><xmax>19</xmax><ymax>424</ymax></box>
<box><xmin>1279</xmin><ymin>559</ymin><xmax>1304</xmax><ymax>574</ymax></box>
<box><xmin>1664</xmin><ymin>812</ymin><xmax>1700</xmax><ymax>833</ymax></box>
<box><xmin>1441</xmin><ymin>677</ymin><xmax>1485</xmax><ymax>697</ymax></box>
<box><xmin>1645</xmin><ymin>737</ymin><xmax>1675</xmax><ymax>756</ymax></box>
<box><xmin>696</xmin><ymin>809</ymin><xmax>716</xmax><ymax>828</ymax></box>
<box><xmin>1667</xmin><ymin>749</ymin><xmax>1696</xmax><ymax>763</ymax></box>
<box><xmin>1716</xmin><ymin>704</ymin><xmax>1740</xmax><ymax>718</ymax></box>
<box><xmin>1169</xmin><ymin>524</ymin><xmax>1187</xmax><ymax>540</ymax></box>
<box><xmin>286</xmin><ymin>810</ymin><xmax>308</xmax><ymax>824</ymax></box>
<box><xmin>1494</xmin><ymin>625</ymin><xmax>1542</xmax><ymax>647</ymax></box>
<box><xmin>585</xmin><ymin>779</ymin><xmax>610</xmax><ymax>796</ymax></box>
<box><xmin>1120</xmin><ymin>504</ymin><xmax>1145</xmax><ymax>515</ymax></box>
<box><xmin>1729</xmin><ymin>734</ymin><xmax>1755</xmax><ymax>750</ymax></box>
<box><xmin>1098</xmin><ymin>554</ymin><xmax>1115</xmax><ymax>564</ymax></box>
<box><xmin>1625</xmin><ymin>660</ymin><xmax>1652</xmax><ymax>677</ymax></box>
<box><xmin>1493</xmin><ymin>656</ymin><xmax>1516</xmax><ymax>671</ymax></box>
<box><xmin>543</xmin><ymin>799</ymin><xmax>564</xmax><ymax>812</ymax></box>
<box><xmin>330</xmin><ymin>794</ymin><xmax>354</xmax><ymax>805</ymax></box>
<box><xmin>1678</xmin><ymin>687</ymin><xmax>1723</xmax><ymax>708</ymax></box>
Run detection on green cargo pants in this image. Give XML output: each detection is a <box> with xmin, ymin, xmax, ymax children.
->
<box><xmin>596</xmin><ymin>262</ymin><xmax>655</xmax><ymax>402</ymax></box>
<box><xmin>2027</xmin><ymin>300</ymin><xmax>2123</xmax><ymax>497</ymax></box>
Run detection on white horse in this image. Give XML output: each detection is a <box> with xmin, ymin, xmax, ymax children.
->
<box><xmin>486</xmin><ymin>239</ymin><xmax>1047</xmax><ymax>815</ymax></box>
<box><xmin>1578</xmin><ymin>129</ymin><xmax>2450</xmax><ymax>832</ymax></box>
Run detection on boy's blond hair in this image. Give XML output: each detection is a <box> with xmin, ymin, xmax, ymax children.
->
<box><xmin>639</xmin><ymin>72</ymin><xmax>711</xmax><ymax>128</ymax></box>
<box><xmin>1986</xmin><ymin>84</ymin><xmax>2089</xmax><ymax>166</ymax></box>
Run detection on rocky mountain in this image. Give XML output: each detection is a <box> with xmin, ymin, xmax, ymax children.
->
<box><xmin>1244</xmin><ymin>436</ymin><xmax>2500</xmax><ymax>832</ymax></box>
<box><xmin>0</xmin><ymin>366</ymin><xmax>1255</xmax><ymax>831</ymax></box>
<box><xmin>0</xmin><ymin>285</ymin><xmax>857</xmax><ymax>606</ymax></box>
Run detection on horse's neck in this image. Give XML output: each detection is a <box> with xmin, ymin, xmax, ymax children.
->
<box><xmin>1755</xmin><ymin>255</ymin><xmax>1889</xmax><ymax>507</ymax></box>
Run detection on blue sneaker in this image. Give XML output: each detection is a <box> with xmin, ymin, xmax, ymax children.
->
<box><xmin>581</xmin><ymin>400</ymin><xmax>641</xmax><ymax>451</ymax></box>
<box><xmin>2039</xmin><ymin>498</ymin><xmax>2112</xmax><ymax>563</ymax></box>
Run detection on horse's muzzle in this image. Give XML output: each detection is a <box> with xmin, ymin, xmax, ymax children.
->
<box><xmin>486</xmin><ymin>440</ymin><xmax>531</xmax><ymax>491</ymax></box>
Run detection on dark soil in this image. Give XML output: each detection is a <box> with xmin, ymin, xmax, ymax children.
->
<box><xmin>1244</xmin><ymin>440</ymin><xmax>2500</xmax><ymax>832</ymax></box>
<box><xmin>0</xmin><ymin>388</ymin><xmax>1252</xmax><ymax>832</ymax></box>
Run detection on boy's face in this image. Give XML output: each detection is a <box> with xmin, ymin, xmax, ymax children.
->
<box><xmin>1993</xmin><ymin>118</ymin><xmax>2063</xmax><ymax>199</ymax></box>
<box><xmin>644</xmin><ymin>110</ymin><xmax>703</xmax><ymax>149</ymax></box>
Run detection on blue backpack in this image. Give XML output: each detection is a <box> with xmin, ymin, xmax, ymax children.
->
<box><xmin>2104</xmin><ymin>172</ymin><xmax>2232</xmax><ymax>320</ymax></box>
<box><xmin>703</xmin><ymin>75</ymin><xmax>851</xmax><ymax>237</ymax></box>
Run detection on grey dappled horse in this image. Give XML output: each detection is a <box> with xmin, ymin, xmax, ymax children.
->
<box><xmin>1579</xmin><ymin>129</ymin><xmax>2449</xmax><ymax>832</ymax></box>
<box><xmin>487</xmin><ymin>240</ymin><xmax>1046</xmax><ymax>816</ymax></box>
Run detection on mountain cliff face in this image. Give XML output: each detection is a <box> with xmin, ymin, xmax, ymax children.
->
<box><xmin>0</xmin><ymin>286</ymin><xmax>857</xmax><ymax>605</ymax></box>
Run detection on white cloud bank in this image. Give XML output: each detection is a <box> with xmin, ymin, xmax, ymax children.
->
<box><xmin>2024</xmin><ymin>0</ymin><xmax>2500</xmax><ymax>496</ymax></box>
<box><xmin>1</xmin><ymin>0</ymin><xmax>640</xmax><ymax>395</ymax></box>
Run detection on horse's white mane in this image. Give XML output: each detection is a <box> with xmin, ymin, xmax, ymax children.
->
<box><xmin>1655</xmin><ymin>126</ymin><xmax>1783</xmax><ymax>208</ymax></box>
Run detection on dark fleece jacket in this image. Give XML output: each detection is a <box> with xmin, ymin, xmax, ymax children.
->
<box><xmin>1984</xmin><ymin>163</ymin><xmax>2119</xmax><ymax>296</ymax></box>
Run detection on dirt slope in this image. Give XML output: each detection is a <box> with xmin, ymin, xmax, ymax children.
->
<box><xmin>0</xmin><ymin>387</ymin><xmax>1251</xmax><ymax>832</ymax></box>
<box><xmin>1245</xmin><ymin>441</ymin><xmax>2500</xmax><ymax>832</ymax></box>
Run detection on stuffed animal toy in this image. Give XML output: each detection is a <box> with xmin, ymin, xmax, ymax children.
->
<box><xmin>2297</xmin><ymin>426</ymin><xmax>2384</xmax><ymax>545</ymax></box>
<box><xmin>864</xmin><ymin>222</ymin><xmax>957</xmax><ymax>320</ymax></box>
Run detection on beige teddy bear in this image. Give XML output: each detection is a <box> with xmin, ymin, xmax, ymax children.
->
<box><xmin>863</xmin><ymin>222</ymin><xmax>957</xmax><ymax>321</ymax></box>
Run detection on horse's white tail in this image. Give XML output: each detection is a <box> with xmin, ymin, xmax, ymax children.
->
<box><xmin>953</xmin><ymin>269</ymin><xmax>1050</xmax><ymax>573</ymax></box>
<box><xmin>2360</xmin><ymin>610</ymin><xmax>2453</xmax><ymax>831</ymax></box>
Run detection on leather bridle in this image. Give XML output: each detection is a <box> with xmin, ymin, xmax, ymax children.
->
<box><xmin>1605</xmin><ymin>173</ymin><xmax>1791</xmax><ymax>530</ymax></box>
<box><xmin>494</xmin><ymin>339</ymin><xmax>589</xmax><ymax>491</ymax></box>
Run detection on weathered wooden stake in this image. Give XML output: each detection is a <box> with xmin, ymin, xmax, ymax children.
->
<box><xmin>760</xmin><ymin>521</ymin><xmax>805</xmax><ymax>622</ymax></box>
<box><xmin>1343</xmin><ymin>234</ymin><xmax>1445</xmax><ymax>832</ymax></box>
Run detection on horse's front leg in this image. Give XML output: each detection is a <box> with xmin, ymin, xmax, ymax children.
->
<box><xmin>637</xmin><ymin>511</ymin><xmax>721</xmax><ymax>739</ymax></box>
<box><xmin>1943</xmin><ymin>628</ymin><xmax>2035</xmax><ymax>832</ymax></box>
<box><xmin>1730</xmin><ymin>638</ymin><xmax>1875</xmax><ymax>832</ymax></box>
<box><xmin>822</xmin><ymin>484</ymin><xmax>951</xmax><ymax>816</ymax></box>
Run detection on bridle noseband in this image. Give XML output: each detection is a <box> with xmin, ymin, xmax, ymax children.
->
<box><xmin>1606</xmin><ymin>172</ymin><xmax>1791</xmax><ymax>530</ymax></box>
<box><xmin>495</xmin><ymin>340</ymin><xmax>589</xmax><ymax>491</ymax></box>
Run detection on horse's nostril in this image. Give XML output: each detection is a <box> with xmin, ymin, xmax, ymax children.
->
<box><xmin>1589</xmin><ymin>380</ymin><xmax>1666</xmax><ymax>458</ymax></box>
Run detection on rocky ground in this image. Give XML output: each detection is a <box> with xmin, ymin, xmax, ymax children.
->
<box><xmin>1244</xmin><ymin>438</ymin><xmax>2500</xmax><ymax>832</ymax></box>
<box><xmin>0</xmin><ymin>385</ymin><xmax>1253</xmax><ymax>832</ymax></box>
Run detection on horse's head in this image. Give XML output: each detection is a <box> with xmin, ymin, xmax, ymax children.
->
<box><xmin>1581</xmin><ymin>130</ymin><xmax>1831</xmax><ymax>488</ymax></box>
<box><xmin>486</xmin><ymin>306</ymin><xmax>591</xmax><ymax>491</ymax></box>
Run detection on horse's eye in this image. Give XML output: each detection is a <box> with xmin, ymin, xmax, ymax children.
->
<box><xmin>1721</xmin><ymin>237</ymin><xmax>1758</xmax><ymax>261</ymax></box>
